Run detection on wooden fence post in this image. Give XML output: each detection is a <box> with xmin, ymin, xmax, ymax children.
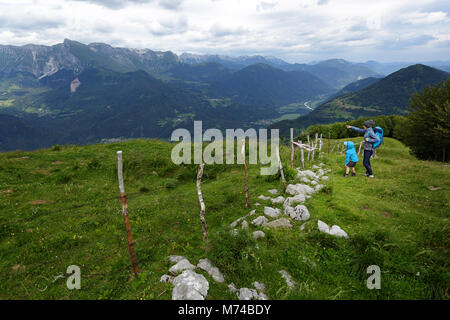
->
<box><xmin>241</xmin><ymin>139</ymin><xmax>249</xmax><ymax>209</ymax></box>
<box><xmin>116</xmin><ymin>151</ymin><xmax>139</xmax><ymax>277</ymax></box>
<box><xmin>299</xmin><ymin>140</ymin><xmax>305</xmax><ymax>169</ymax></box>
<box><xmin>196</xmin><ymin>163</ymin><xmax>208</xmax><ymax>243</ymax></box>
<box><xmin>319</xmin><ymin>133</ymin><xmax>323</xmax><ymax>152</ymax></box>
<box><xmin>290</xmin><ymin>128</ymin><xmax>294</xmax><ymax>168</ymax></box>
<box><xmin>307</xmin><ymin>135</ymin><xmax>311</xmax><ymax>160</ymax></box>
<box><xmin>358</xmin><ymin>141</ymin><xmax>363</xmax><ymax>155</ymax></box>
<box><xmin>331</xmin><ymin>141</ymin><xmax>337</xmax><ymax>153</ymax></box>
<box><xmin>328</xmin><ymin>132</ymin><xmax>331</xmax><ymax>155</ymax></box>
<box><xmin>276</xmin><ymin>146</ymin><xmax>286</xmax><ymax>183</ymax></box>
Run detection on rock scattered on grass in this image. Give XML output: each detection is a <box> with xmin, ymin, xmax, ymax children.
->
<box><xmin>317</xmin><ymin>220</ymin><xmax>349</xmax><ymax>238</ymax></box>
<box><xmin>251</xmin><ymin>216</ymin><xmax>268</xmax><ymax>226</ymax></box>
<box><xmin>300</xmin><ymin>177</ymin><xmax>310</xmax><ymax>184</ymax></box>
<box><xmin>169</xmin><ymin>258</ymin><xmax>196</xmax><ymax>275</ymax></box>
<box><xmin>271</xmin><ymin>196</ymin><xmax>285</xmax><ymax>204</ymax></box>
<box><xmin>253</xmin><ymin>281</ymin><xmax>266</xmax><ymax>291</ymax></box>
<box><xmin>264</xmin><ymin>206</ymin><xmax>281</xmax><ymax>218</ymax></box>
<box><xmin>160</xmin><ymin>274</ymin><xmax>174</xmax><ymax>283</ymax></box>
<box><xmin>258</xmin><ymin>195</ymin><xmax>271</xmax><ymax>201</ymax></box>
<box><xmin>253</xmin><ymin>230</ymin><xmax>265</xmax><ymax>239</ymax></box>
<box><xmin>285</xmin><ymin>184</ymin><xmax>315</xmax><ymax>196</ymax></box>
<box><xmin>197</xmin><ymin>258</ymin><xmax>225</xmax><ymax>283</ymax></box>
<box><xmin>169</xmin><ymin>255</ymin><xmax>185</xmax><ymax>263</ymax></box>
<box><xmin>172</xmin><ymin>270</ymin><xmax>209</xmax><ymax>300</ymax></box>
<box><xmin>268</xmin><ymin>189</ymin><xmax>279</xmax><ymax>195</ymax></box>
<box><xmin>285</xmin><ymin>205</ymin><xmax>310</xmax><ymax>221</ymax></box>
<box><xmin>241</xmin><ymin>220</ymin><xmax>249</xmax><ymax>229</ymax></box>
<box><xmin>265</xmin><ymin>218</ymin><xmax>292</xmax><ymax>229</ymax></box>
<box><xmin>279</xmin><ymin>270</ymin><xmax>296</xmax><ymax>289</ymax></box>
<box><xmin>228</xmin><ymin>283</ymin><xmax>238</xmax><ymax>293</ymax></box>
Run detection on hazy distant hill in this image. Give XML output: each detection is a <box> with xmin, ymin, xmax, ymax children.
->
<box><xmin>271</xmin><ymin>64</ymin><xmax>450</xmax><ymax>134</ymax></box>
<box><xmin>330</xmin><ymin>77</ymin><xmax>381</xmax><ymax>99</ymax></box>
<box><xmin>209</xmin><ymin>63</ymin><xmax>334</xmax><ymax>106</ymax></box>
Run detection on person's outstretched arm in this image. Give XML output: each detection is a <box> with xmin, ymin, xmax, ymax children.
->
<box><xmin>346</xmin><ymin>124</ymin><xmax>364</xmax><ymax>134</ymax></box>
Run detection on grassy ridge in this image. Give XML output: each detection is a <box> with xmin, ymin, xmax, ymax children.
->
<box><xmin>0</xmin><ymin>138</ymin><xmax>448</xmax><ymax>299</ymax></box>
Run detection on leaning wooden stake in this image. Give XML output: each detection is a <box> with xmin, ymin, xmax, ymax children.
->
<box><xmin>241</xmin><ymin>139</ymin><xmax>249</xmax><ymax>209</ymax></box>
<box><xmin>116</xmin><ymin>151</ymin><xmax>139</xmax><ymax>277</ymax></box>
<box><xmin>276</xmin><ymin>146</ymin><xmax>286</xmax><ymax>183</ymax></box>
<box><xmin>290</xmin><ymin>128</ymin><xmax>294</xmax><ymax>168</ymax></box>
<box><xmin>196</xmin><ymin>163</ymin><xmax>208</xmax><ymax>243</ymax></box>
<box><xmin>358</xmin><ymin>141</ymin><xmax>363</xmax><ymax>155</ymax></box>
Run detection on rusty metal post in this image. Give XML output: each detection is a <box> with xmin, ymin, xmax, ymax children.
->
<box><xmin>117</xmin><ymin>151</ymin><xmax>139</xmax><ymax>277</ymax></box>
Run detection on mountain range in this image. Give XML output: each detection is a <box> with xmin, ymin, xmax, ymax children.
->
<box><xmin>1</xmin><ymin>39</ymin><xmax>450</xmax><ymax>151</ymax></box>
<box><xmin>270</xmin><ymin>64</ymin><xmax>450</xmax><ymax>135</ymax></box>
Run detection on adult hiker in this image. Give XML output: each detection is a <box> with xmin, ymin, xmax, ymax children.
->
<box><xmin>346</xmin><ymin>120</ymin><xmax>380</xmax><ymax>178</ymax></box>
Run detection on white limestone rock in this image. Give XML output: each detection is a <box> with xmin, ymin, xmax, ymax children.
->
<box><xmin>264</xmin><ymin>206</ymin><xmax>281</xmax><ymax>218</ymax></box>
<box><xmin>160</xmin><ymin>274</ymin><xmax>174</xmax><ymax>283</ymax></box>
<box><xmin>169</xmin><ymin>255</ymin><xmax>185</xmax><ymax>263</ymax></box>
<box><xmin>197</xmin><ymin>258</ymin><xmax>225</xmax><ymax>283</ymax></box>
<box><xmin>237</xmin><ymin>288</ymin><xmax>259</xmax><ymax>300</ymax></box>
<box><xmin>285</xmin><ymin>184</ymin><xmax>315</xmax><ymax>196</ymax></box>
<box><xmin>253</xmin><ymin>230</ymin><xmax>266</xmax><ymax>239</ymax></box>
<box><xmin>172</xmin><ymin>270</ymin><xmax>209</xmax><ymax>300</ymax></box>
<box><xmin>271</xmin><ymin>196</ymin><xmax>285</xmax><ymax>204</ymax></box>
<box><xmin>252</xmin><ymin>216</ymin><xmax>268</xmax><ymax>226</ymax></box>
<box><xmin>279</xmin><ymin>270</ymin><xmax>296</xmax><ymax>289</ymax></box>
<box><xmin>288</xmin><ymin>205</ymin><xmax>310</xmax><ymax>221</ymax></box>
<box><xmin>317</xmin><ymin>220</ymin><xmax>349</xmax><ymax>238</ymax></box>
<box><xmin>169</xmin><ymin>258</ymin><xmax>196</xmax><ymax>275</ymax></box>
<box><xmin>265</xmin><ymin>218</ymin><xmax>292</xmax><ymax>229</ymax></box>
<box><xmin>268</xmin><ymin>189</ymin><xmax>279</xmax><ymax>195</ymax></box>
<box><xmin>253</xmin><ymin>281</ymin><xmax>266</xmax><ymax>291</ymax></box>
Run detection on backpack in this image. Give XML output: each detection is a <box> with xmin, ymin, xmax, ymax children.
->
<box><xmin>373</xmin><ymin>126</ymin><xmax>383</xmax><ymax>149</ymax></box>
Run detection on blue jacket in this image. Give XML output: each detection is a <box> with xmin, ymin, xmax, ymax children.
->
<box><xmin>344</xmin><ymin>141</ymin><xmax>358</xmax><ymax>165</ymax></box>
<box><xmin>350</xmin><ymin>126</ymin><xmax>380</xmax><ymax>151</ymax></box>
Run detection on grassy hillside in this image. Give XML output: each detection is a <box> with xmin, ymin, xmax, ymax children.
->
<box><xmin>0</xmin><ymin>138</ymin><xmax>448</xmax><ymax>299</ymax></box>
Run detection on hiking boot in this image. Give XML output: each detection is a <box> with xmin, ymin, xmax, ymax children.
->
<box><xmin>343</xmin><ymin>173</ymin><xmax>348</xmax><ymax>177</ymax></box>
<box><xmin>351</xmin><ymin>172</ymin><xmax>356</xmax><ymax>176</ymax></box>
<box><xmin>368</xmin><ymin>175</ymin><xmax>374</xmax><ymax>178</ymax></box>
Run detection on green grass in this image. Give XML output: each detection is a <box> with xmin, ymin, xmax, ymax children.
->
<box><xmin>0</xmin><ymin>138</ymin><xmax>448</xmax><ymax>299</ymax></box>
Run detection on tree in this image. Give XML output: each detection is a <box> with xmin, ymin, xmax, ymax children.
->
<box><xmin>402</xmin><ymin>79</ymin><xmax>450</xmax><ymax>162</ymax></box>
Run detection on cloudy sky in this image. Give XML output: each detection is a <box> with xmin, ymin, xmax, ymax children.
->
<box><xmin>0</xmin><ymin>0</ymin><xmax>449</xmax><ymax>63</ymax></box>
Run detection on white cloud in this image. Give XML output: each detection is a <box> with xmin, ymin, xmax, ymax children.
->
<box><xmin>0</xmin><ymin>0</ymin><xmax>448</xmax><ymax>62</ymax></box>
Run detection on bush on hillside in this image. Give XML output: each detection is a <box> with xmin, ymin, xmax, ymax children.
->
<box><xmin>400</xmin><ymin>79</ymin><xmax>450</xmax><ymax>162</ymax></box>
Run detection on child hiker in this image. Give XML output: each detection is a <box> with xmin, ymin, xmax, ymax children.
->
<box><xmin>346</xmin><ymin>120</ymin><xmax>380</xmax><ymax>178</ymax></box>
<box><xmin>343</xmin><ymin>141</ymin><xmax>358</xmax><ymax>177</ymax></box>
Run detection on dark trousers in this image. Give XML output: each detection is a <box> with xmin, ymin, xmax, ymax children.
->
<box><xmin>363</xmin><ymin>150</ymin><xmax>373</xmax><ymax>175</ymax></box>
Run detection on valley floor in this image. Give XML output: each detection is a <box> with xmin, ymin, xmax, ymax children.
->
<box><xmin>0</xmin><ymin>138</ymin><xmax>448</xmax><ymax>299</ymax></box>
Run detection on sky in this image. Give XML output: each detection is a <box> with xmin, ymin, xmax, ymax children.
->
<box><xmin>0</xmin><ymin>0</ymin><xmax>449</xmax><ymax>63</ymax></box>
